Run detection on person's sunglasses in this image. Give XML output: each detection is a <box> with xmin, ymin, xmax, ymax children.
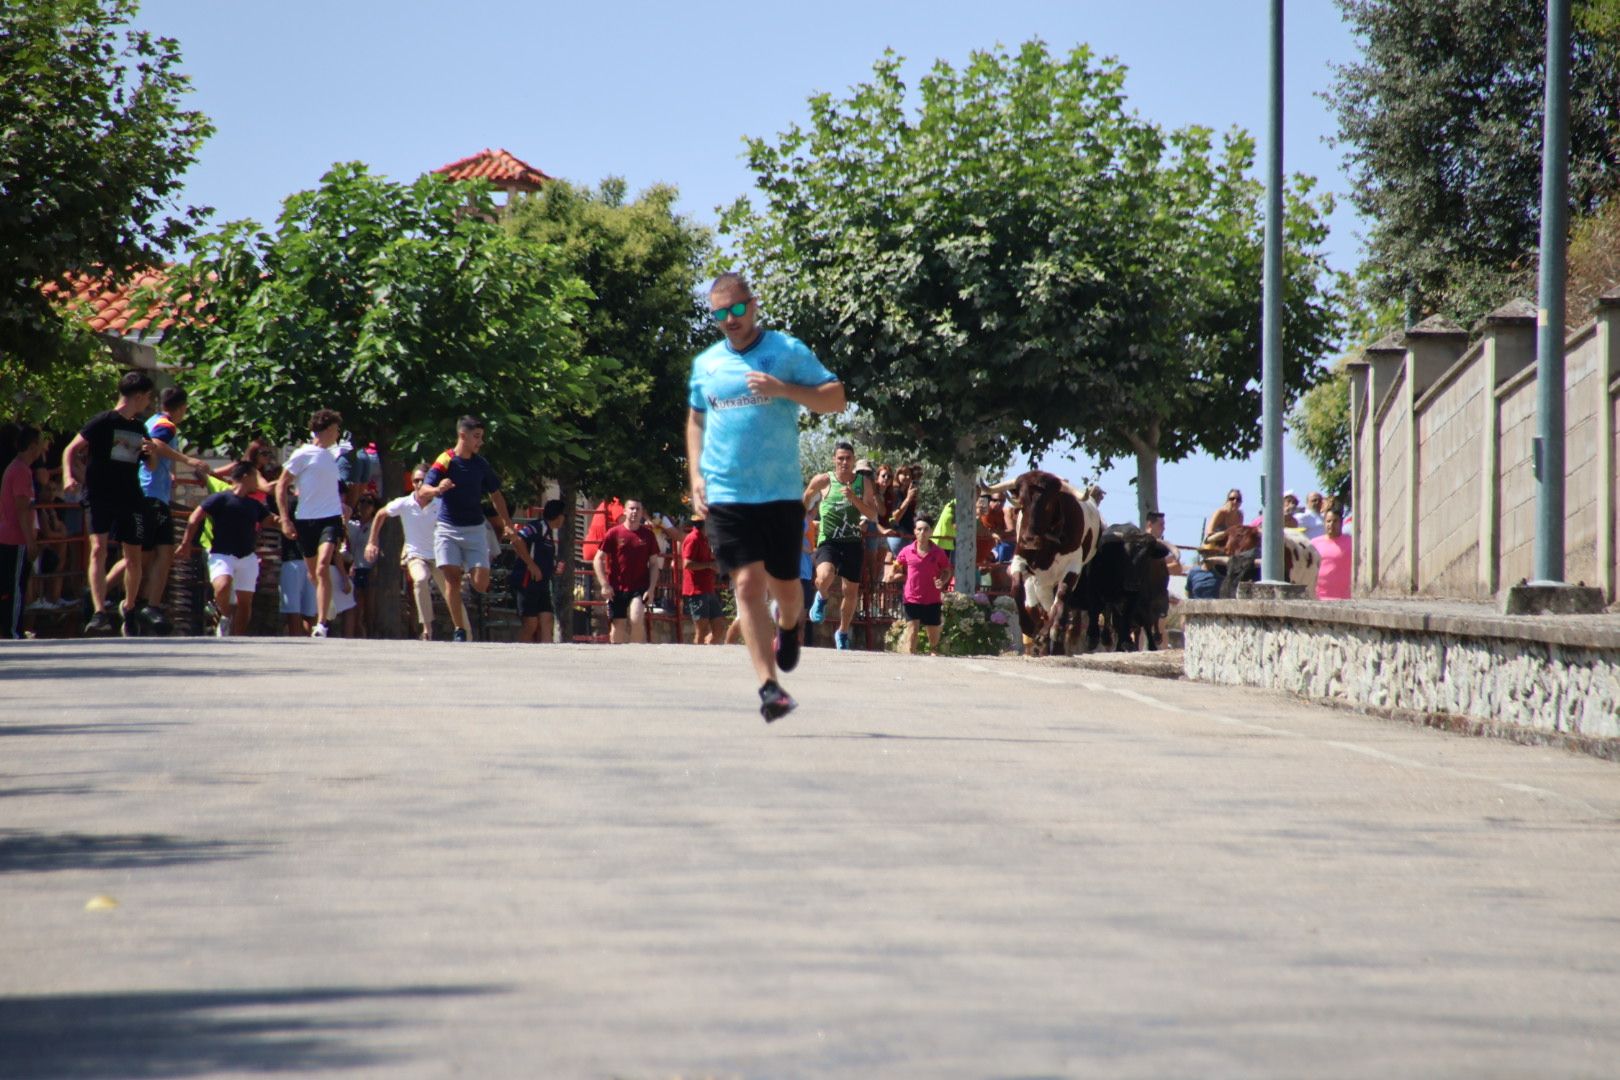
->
<box><xmin>710</xmin><ymin>301</ymin><xmax>749</xmax><ymax>322</ymax></box>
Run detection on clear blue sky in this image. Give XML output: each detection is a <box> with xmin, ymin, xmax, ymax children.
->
<box><xmin>139</xmin><ymin>0</ymin><xmax>1364</xmax><ymax>544</ymax></box>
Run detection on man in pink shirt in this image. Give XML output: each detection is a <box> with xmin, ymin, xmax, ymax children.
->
<box><xmin>884</xmin><ymin>516</ymin><xmax>953</xmax><ymax>654</ymax></box>
<box><xmin>1312</xmin><ymin>505</ymin><xmax>1353</xmax><ymax>600</ymax></box>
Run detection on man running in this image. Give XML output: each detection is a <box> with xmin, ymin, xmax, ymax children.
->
<box><xmin>687</xmin><ymin>272</ymin><xmax>845</xmax><ymax>721</ymax></box>
<box><xmin>367</xmin><ymin>463</ymin><xmax>445</xmax><ymax>641</ymax></box>
<box><xmin>421</xmin><ymin>416</ymin><xmax>513</xmax><ymax>643</ymax></box>
<box><xmin>804</xmin><ymin>443</ymin><xmax>884</xmax><ymax>650</ymax></box>
<box><xmin>60</xmin><ymin>371</ymin><xmax>157</xmax><ymax>635</ymax></box>
<box><xmin>592</xmin><ymin>498</ymin><xmax>662</xmax><ymax>644</ymax></box>
<box><xmin>275</xmin><ymin>409</ymin><xmax>346</xmax><ymax>638</ymax></box>
<box><xmin>509</xmin><ymin>498</ymin><xmax>565</xmax><ymax>644</ymax></box>
<box><xmin>135</xmin><ymin>385</ymin><xmax>211</xmax><ymax>618</ymax></box>
<box><xmin>176</xmin><ymin>461</ymin><xmax>274</xmax><ymax>636</ymax></box>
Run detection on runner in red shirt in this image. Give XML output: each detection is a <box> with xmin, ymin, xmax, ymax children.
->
<box><xmin>592</xmin><ymin>498</ymin><xmax>663</xmax><ymax>644</ymax></box>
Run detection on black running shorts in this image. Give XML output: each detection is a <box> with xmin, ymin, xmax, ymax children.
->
<box><xmin>815</xmin><ymin>539</ymin><xmax>864</xmax><ymax>583</ymax></box>
<box><xmin>704</xmin><ymin>500</ymin><xmax>803</xmax><ymax>582</ymax></box>
<box><xmin>515</xmin><ymin>582</ymin><xmax>554</xmax><ymax>618</ymax></box>
<box><xmin>294</xmin><ymin>515</ymin><xmax>345</xmax><ymax>555</ymax></box>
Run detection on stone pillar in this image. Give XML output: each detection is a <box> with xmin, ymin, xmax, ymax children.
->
<box><xmin>1596</xmin><ymin>287</ymin><xmax>1620</xmax><ymax>602</ymax></box>
<box><xmin>1477</xmin><ymin>300</ymin><xmax>1538</xmax><ymax>596</ymax></box>
<box><xmin>1403</xmin><ymin>316</ymin><xmax>1468</xmax><ymax>591</ymax></box>
<box><xmin>1347</xmin><ymin>360</ymin><xmax>1371</xmax><ymax>595</ymax></box>
<box><xmin>1362</xmin><ymin>333</ymin><xmax>1407</xmax><ymax>593</ymax></box>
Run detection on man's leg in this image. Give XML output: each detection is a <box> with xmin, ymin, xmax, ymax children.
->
<box><xmin>732</xmin><ymin>563</ymin><xmax>779</xmax><ymax>685</ymax></box>
<box><xmin>608</xmin><ymin>617</ymin><xmax>627</xmax><ymax>644</ymax></box>
<box><xmin>142</xmin><ymin>539</ymin><xmax>173</xmax><ymax>608</ymax></box>
<box><xmin>470</xmin><ymin>565</ymin><xmax>491</xmax><ymax>593</ymax></box>
<box><xmin>407</xmin><ymin>559</ymin><xmax>435</xmax><ymax>639</ymax></box>
<box><xmin>903</xmin><ymin>619</ymin><xmax>919</xmax><ymax>654</ymax></box>
<box><xmin>838</xmin><ymin>583</ymin><xmax>859</xmax><ymax>637</ymax></box>
<box><xmin>87</xmin><ymin>534</ymin><xmax>111</xmax><ymax>611</ymax></box>
<box><xmin>813</xmin><ymin>560</ymin><xmax>840</xmax><ymax>599</ymax></box>
<box><xmin>310</xmin><ymin>542</ymin><xmax>337</xmax><ymax>630</ymax></box>
<box><xmin>537</xmin><ymin>611</ymin><xmax>554</xmax><ymax>644</ymax></box>
<box><xmin>120</xmin><ymin>533</ymin><xmax>144</xmax><ymax>622</ymax></box>
<box><xmin>628</xmin><ymin>597</ymin><xmax>648</xmax><ymax>643</ymax></box>
<box><xmin>440</xmin><ymin>566</ymin><xmax>469</xmax><ymax>633</ymax></box>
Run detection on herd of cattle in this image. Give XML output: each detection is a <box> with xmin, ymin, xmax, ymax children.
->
<box><xmin>995</xmin><ymin>470</ymin><xmax>1320</xmax><ymax>655</ymax></box>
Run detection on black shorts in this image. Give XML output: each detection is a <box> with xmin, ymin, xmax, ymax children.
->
<box><xmin>704</xmin><ymin>500</ymin><xmax>803</xmax><ymax>581</ymax></box>
<box><xmin>135</xmin><ymin>498</ymin><xmax>173</xmax><ymax>551</ymax></box>
<box><xmin>607</xmin><ymin>590</ymin><xmax>641</xmax><ymax>620</ymax></box>
<box><xmin>815</xmin><ymin>540</ymin><xmax>864</xmax><ymax>583</ymax></box>
<box><xmin>515</xmin><ymin>582</ymin><xmax>554</xmax><ymax>618</ymax></box>
<box><xmin>903</xmin><ymin>601</ymin><xmax>943</xmax><ymax>627</ymax></box>
<box><xmin>88</xmin><ymin>500</ymin><xmax>142</xmax><ymax>545</ymax></box>
<box><xmin>294</xmin><ymin>516</ymin><xmax>345</xmax><ymax>555</ymax></box>
<box><xmin>683</xmin><ymin>592</ymin><xmax>723</xmax><ymax>621</ymax></box>
<box><xmin>352</xmin><ymin>567</ymin><xmax>372</xmax><ymax>589</ymax></box>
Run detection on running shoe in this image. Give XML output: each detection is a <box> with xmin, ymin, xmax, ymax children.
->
<box><xmin>84</xmin><ymin>609</ymin><xmax>116</xmax><ymax>635</ymax></box>
<box><xmin>311</xmin><ymin>622</ymin><xmax>330</xmax><ymax>638</ymax></box>
<box><xmin>452</xmin><ymin>627</ymin><xmax>468</xmax><ymax>643</ymax></box>
<box><xmin>758</xmin><ymin>680</ymin><xmax>798</xmax><ymax>723</ymax></box>
<box><xmin>775</xmin><ymin>624</ymin><xmax>801</xmax><ymax>673</ymax></box>
<box><xmin>120</xmin><ymin>605</ymin><xmax>140</xmax><ymax>637</ymax></box>
<box><xmin>217</xmin><ymin>616</ymin><xmax>232</xmax><ymax>638</ymax></box>
<box><xmin>808</xmin><ymin>593</ymin><xmax>826</xmax><ymax>623</ymax></box>
<box><xmin>834</xmin><ymin>630</ymin><xmax>850</xmax><ymax>650</ymax></box>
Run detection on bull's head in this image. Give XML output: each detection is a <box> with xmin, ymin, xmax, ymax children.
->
<box><xmin>1010</xmin><ymin>470</ymin><xmax>1071</xmax><ymax>551</ymax></box>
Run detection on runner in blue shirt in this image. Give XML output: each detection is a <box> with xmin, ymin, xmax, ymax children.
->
<box><xmin>686</xmin><ymin>272</ymin><xmax>845</xmax><ymax>721</ymax></box>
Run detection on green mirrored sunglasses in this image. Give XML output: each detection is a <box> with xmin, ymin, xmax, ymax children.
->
<box><xmin>710</xmin><ymin>301</ymin><xmax>749</xmax><ymax>322</ymax></box>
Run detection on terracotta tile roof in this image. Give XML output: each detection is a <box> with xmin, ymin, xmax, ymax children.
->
<box><xmin>433</xmin><ymin>148</ymin><xmax>552</xmax><ymax>192</ymax></box>
<box><xmin>43</xmin><ymin>268</ymin><xmax>174</xmax><ymax>338</ymax></box>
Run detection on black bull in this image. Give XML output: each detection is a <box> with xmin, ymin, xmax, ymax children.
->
<box><xmin>1060</xmin><ymin>524</ymin><xmax>1171</xmax><ymax>652</ymax></box>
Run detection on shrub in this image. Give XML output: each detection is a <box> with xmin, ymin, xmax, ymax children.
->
<box><xmin>885</xmin><ymin>591</ymin><xmax>1011</xmax><ymax>656</ymax></box>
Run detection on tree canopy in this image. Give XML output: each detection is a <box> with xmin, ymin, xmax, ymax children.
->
<box><xmin>503</xmin><ymin>177</ymin><xmax>712</xmax><ymax>510</ymax></box>
<box><xmin>1</xmin><ymin>0</ymin><xmax>212</xmax><ymax>368</ymax></box>
<box><xmin>153</xmin><ymin>163</ymin><xmax>611</xmax><ymax>490</ymax></box>
<box><xmin>724</xmin><ymin>39</ymin><xmax>1343</xmax><ymax>580</ymax></box>
<box><xmin>1328</xmin><ymin>0</ymin><xmax>1620</xmax><ymax>325</ymax></box>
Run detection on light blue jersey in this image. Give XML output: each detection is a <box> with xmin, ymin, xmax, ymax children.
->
<box><xmin>688</xmin><ymin>329</ymin><xmax>837</xmax><ymax>506</ymax></box>
<box><xmin>139</xmin><ymin>412</ymin><xmax>180</xmax><ymax>502</ymax></box>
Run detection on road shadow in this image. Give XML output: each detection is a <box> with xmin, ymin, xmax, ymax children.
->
<box><xmin>784</xmin><ymin>731</ymin><xmax>1065</xmax><ymax>745</ymax></box>
<box><xmin>0</xmin><ymin>984</ymin><xmax>503</xmax><ymax>1078</ymax></box>
<box><xmin>0</xmin><ymin>830</ymin><xmax>264</xmax><ymax>875</ymax></box>
<box><xmin>0</xmin><ymin>784</ymin><xmax>97</xmax><ymax>799</ymax></box>
<box><xmin>0</xmin><ymin>665</ymin><xmax>254</xmax><ymax>682</ymax></box>
<box><xmin>0</xmin><ymin>722</ymin><xmax>176</xmax><ymax>738</ymax></box>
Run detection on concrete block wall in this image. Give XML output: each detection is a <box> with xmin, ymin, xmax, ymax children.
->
<box><xmin>1349</xmin><ymin>296</ymin><xmax>1620</xmax><ymax>604</ymax></box>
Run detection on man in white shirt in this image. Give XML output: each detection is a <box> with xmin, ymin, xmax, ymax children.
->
<box><xmin>275</xmin><ymin>409</ymin><xmax>346</xmax><ymax>638</ymax></box>
<box><xmin>1297</xmin><ymin>491</ymin><xmax>1326</xmax><ymax>539</ymax></box>
<box><xmin>366</xmin><ymin>462</ymin><xmax>446</xmax><ymax>641</ymax></box>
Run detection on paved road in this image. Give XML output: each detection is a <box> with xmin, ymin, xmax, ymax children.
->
<box><xmin>3</xmin><ymin>638</ymin><xmax>1618</xmax><ymax>1079</ymax></box>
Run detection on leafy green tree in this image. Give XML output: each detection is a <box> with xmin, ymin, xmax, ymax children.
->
<box><xmin>1072</xmin><ymin>127</ymin><xmax>1343</xmax><ymax>521</ymax></box>
<box><xmin>0</xmin><ymin>324</ymin><xmax>124</xmax><ymax>432</ymax></box>
<box><xmin>723</xmin><ymin>41</ymin><xmax>1187</xmax><ymax>591</ymax></box>
<box><xmin>501</xmin><ymin>177</ymin><xmax>712</xmax><ymax>637</ymax></box>
<box><xmin>1291</xmin><ymin>364</ymin><xmax>1353</xmax><ymax>507</ymax></box>
<box><xmin>153</xmin><ymin>163</ymin><xmax>612</xmax><ymax>636</ymax></box>
<box><xmin>1328</xmin><ymin>0</ymin><xmax>1620</xmax><ymax>324</ymax></box>
<box><xmin>0</xmin><ymin>0</ymin><xmax>212</xmax><ymax>368</ymax></box>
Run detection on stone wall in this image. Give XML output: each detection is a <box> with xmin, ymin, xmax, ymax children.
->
<box><xmin>1184</xmin><ymin>599</ymin><xmax>1620</xmax><ymax>743</ymax></box>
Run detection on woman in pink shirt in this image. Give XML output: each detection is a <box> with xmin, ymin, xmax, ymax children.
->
<box><xmin>1</xmin><ymin>424</ymin><xmax>44</xmax><ymax>638</ymax></box>
<box><xmin>884</xmin><ymin>515</ymin><xmax>953</xmax><ymax>654</ymax></box>
<box><xmin>1311</xmin><ymin>506</ymin><xmax>1353</xmax><ymax>600</ymax></box>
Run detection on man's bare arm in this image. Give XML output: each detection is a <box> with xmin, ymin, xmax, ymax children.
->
<box><xmin>686</xmin><ymin>410</ymin><xmax>708</xmax><ymax>516</ymax></box>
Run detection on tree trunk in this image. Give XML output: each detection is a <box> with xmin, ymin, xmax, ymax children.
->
<box><xmin>555</xmin><ymin>477</ymin><xmax>576</xmax><ymax>642</ymax></box>
<box><xmin>373</xmin><ymin>449</ymin><xmax>407</xmax><ymax>638</ymax></box>
<box><xmin>950</xmin><ymin>455</ymin><xmax>977</xmax><ymax>595</ymax></box>
<box><xmin>1127</xmin><ymin>422</ymin><xmax>1161</xmax><ymax>526</ymax></box>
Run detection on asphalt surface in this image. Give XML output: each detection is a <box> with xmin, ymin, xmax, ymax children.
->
<box><xmin>3</xmin><ymin>637</ymin><xmax>1619</xmax><ymax>1079</ymax></box>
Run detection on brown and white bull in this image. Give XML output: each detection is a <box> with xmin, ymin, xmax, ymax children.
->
<box><xmin>1211</xmin><ymin>525</ymin><xmax>1321</xmax><ymax>596</ymax></box>
<box><xmin>999</xmin><ymin>470</ymin><xmax>1103</xmax><ymax>654</ymax></box>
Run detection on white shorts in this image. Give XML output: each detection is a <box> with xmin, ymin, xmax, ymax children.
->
<box><xmin>207</xmin><ymin>552</ymin><xmax>261</xmax><ymax>595</ymax></box>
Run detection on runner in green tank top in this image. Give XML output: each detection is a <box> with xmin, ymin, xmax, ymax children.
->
<box><xmin>803</xmin><ymin>442</ymin><xmax>885</xmax><ymax>649</ymax></box>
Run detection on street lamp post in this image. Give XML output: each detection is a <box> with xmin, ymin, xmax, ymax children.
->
<box><xmin>1260</xmin><ymin>0</ymin><xmax>1286</xmax><ymax>585</ymax></box>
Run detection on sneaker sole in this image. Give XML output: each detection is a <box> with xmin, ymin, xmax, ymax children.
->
<box><xmin>760</xmin><ymin>697</ymin><xmax>798</xmax><ymax>723</ymax></box>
